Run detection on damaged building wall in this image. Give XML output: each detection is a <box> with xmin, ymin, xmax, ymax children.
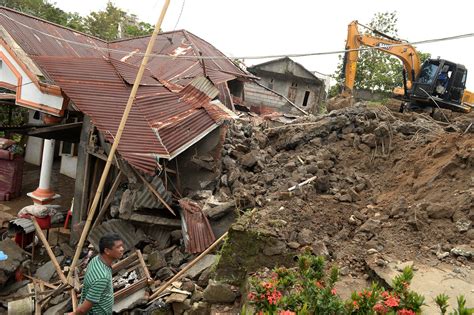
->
<box><xmin>245</xmin><ymin>57</ymin><xmax>324</xmax><ymax>114</ymax></box>
<box><xmin>172</xmin><ymin>126</ymin><xmax>225</xmax><ymax>194</ymax></box>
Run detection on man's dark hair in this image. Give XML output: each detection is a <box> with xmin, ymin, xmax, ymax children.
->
<box><xmin>99</xmin><ymin>233</ymin><xmax>122</xmax><ymax>254</ymax></box>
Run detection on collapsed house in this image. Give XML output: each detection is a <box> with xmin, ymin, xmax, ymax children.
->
<box><xmin>244</xmin><ymin>57</ymin><xmax>326</xmax><ymax>115</ymax></box>
<box><xmin>0</xmin><ymin>5</ymin><xmax>255</xmax><ymax>249</ymax></box>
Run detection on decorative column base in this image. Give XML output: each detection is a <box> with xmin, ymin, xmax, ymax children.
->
<box><xmin>27</xmin><ymin>188</ymin><xmax>60</xmax><ymax>205</ymax></box>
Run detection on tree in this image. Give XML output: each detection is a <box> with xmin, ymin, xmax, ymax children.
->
<box><xmin>2</xmin><ymin>0</ymin><xmax>152</xmax><ymax>40</ymax></box>
<box><xmin>2</xmin><ymin>0</ymin><xmax>69</xmax><ymax>25</ymax></box>
<box><xmin>331</xmin><ymin>11</ymin><xmax>431</xmax><ymax>96</ymax></box>
<box><xmin>84</xmin><ymin>2</ymin><xmax>153</xmax><ymax>40</ymax></box>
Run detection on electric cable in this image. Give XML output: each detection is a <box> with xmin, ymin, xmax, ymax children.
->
<box><xmin>0</xmin><ymin>11</ymin><xmax>473</xmax><ymax>61</ymax></box>
<box><xmin>173</xmin><ymin>0</ymin><xmax>185</xmax><ymax>31</ymax></box>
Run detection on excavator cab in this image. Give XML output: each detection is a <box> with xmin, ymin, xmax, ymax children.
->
<box><xmin>408</xmin><ymin>59</ymin><xmax>470</xmax><ymax>112</ymax></box>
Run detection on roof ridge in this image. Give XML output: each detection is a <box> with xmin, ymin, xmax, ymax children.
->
<box><xmin>108</xmin><ymin>29</ymin><xmax>187</xmax><ymax>43</ymax></box>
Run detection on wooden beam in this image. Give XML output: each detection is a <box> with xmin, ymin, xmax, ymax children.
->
<box><xmin>24</xmin><ymin>275</ymin><xmax>58</xmax><ymax>290</ymax></box>
<box><xmin>90</xmin><ymin>171</ymin><xmax>124</xmax><ymax>232</ymax></box>
<box><xmin>124</xmin><ymin>213</ymin><xmax>181</xmax><ymax>228</ymax></box>
<box><xmin>136</xmin><ymin>250</ymin><xmax>152</xmax><ymax>281</ymax></box>
<box><xmin>148</xmin><ymin>232</ymin><xmax>228</xmax><ymax>303</ymax></box>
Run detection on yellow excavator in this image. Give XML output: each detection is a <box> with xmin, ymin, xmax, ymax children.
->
<box><xmin>342</xmin><ymin>20</ymin><xmax>474</xmax><ymax>113</ymax></box>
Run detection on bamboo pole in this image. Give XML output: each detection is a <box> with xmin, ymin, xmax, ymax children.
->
<box><xmin>90</xmin><ymin>171</ymin><xmax>124</xmax><ymax>232</ymax></box>
<box><xmin>135</xmin><ymin>171</ymin><xmax>176</xmax><ymax>216</ymax></box>
<box><xmin>32</xmin><ymin>217</ymin><xmax>67</xmax><ymax>284</ymax></box>
<box><xmin>67</xmin><ymin>0</ymin><xmax>171</xmax><ymax>283</ymax></box>
<box><xmin>148</xmin><ymin>232</ymin><xmax>228</xmax><ymax>303</ymax></box>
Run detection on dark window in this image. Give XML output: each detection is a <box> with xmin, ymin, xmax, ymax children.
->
<box><xmin>419</xmin><ymin>62</ymin><xmax>439</xmax><ymax>85</ymax></box>
<box><xmin>302</xmin><ymin>91</ymin><xmax>311</xmax><ymax>106</ymax></box>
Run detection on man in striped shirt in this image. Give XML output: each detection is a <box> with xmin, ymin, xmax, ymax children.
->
<box><xmin>71</xmin><ymin>234</ymin><xmax>124</xmax><ymax>314</ymax></box>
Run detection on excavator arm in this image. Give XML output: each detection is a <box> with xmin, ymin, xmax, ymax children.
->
<box><xmin>342</xmin><ymin>21</ymin><xmax>420</xmax><ymax>97</ymax></box>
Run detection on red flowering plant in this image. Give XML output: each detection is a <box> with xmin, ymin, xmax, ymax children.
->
<box><xmin>347</xmin><ymin>284</ymin><xmax>381</xmax><ymax>314</ymax></box>
<box><xmin>247</xmin><ymin>275</ymin><xmax>283</xmax><ymax>314</ymax></box>
<box><xmin>246</xmin><ymin>250</ymin><xmax>346</xmax><ymax>314</ymax></box>
<box><xmin>347</xmin><ymin>267</ymin><xmax>424</xmax><ymax>314</ymax></box>
<box><xmin>244</xmin><ymin>253</ymin><xmax>437</xmax><ymax>315</ymax></box>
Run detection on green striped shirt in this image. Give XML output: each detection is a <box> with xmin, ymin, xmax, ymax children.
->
<box><xmin>80</xmin><ymin>255</ymin><xmax>114</xmax><ymax>314</ymax></box>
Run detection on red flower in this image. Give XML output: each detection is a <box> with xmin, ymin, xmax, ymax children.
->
<box><xmin>247</xmin><ymin>292</ymin><xmax>256</xmax><ymax>301</ymax></box>
<box><xmin>397</xmin><ymin>309</ymin><xmax>416</xmax><ymax>315</ymax></box>
<box><xmin>315</xmin><ymin>281</ymin><xmax>324</xmax><ymax>289</ymax></box>
<box><xmin>279</xmin><ymin>311</ymin><xmax>296</xmax><ymax>315</ymax></box>
<box><xmin>331</xmin><ymin>288</ymin><xmax>337</xmax><ymax>295</ymax></box>
<box><xmin>353</xmin><ymin>301</ymin><xmax>359</xmax><ymax>310</ymax></box>
<box><xmin>381</xmin><ymin>291</ymin><xmax>390</xmax><ymax>298</ymax></box>
<box><xmin>373</xmin><ymin>303</ymin><xmax>388</xmax><ymax>314</ymax></box>
<box><xmin>384</xmin><ymin>296</ymin><xmax>400</xmax><ymax>307</ymax></box>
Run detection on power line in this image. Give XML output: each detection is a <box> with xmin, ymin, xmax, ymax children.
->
<box><xmin>0</xmin><ymin>11</ymin><xmax>473</xmax><ymax>61</ymax></box>
<box><xmin>173</xmin><ymin>0</ymin><xmax>186</xmax><ymax>31</ymax></box>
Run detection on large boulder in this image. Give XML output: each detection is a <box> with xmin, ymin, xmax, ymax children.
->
<box><xmin>202</xmin><ymin>280</ymin><xmax>238</xmax><ymax>303</ymax></box>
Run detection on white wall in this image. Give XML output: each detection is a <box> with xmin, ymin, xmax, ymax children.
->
<box><xmin>60</xmin><ymin>155</ymin><xmax>77</xmax><ymax>179</ymax></box>
<box><xmin>24</xmin><ymin>136</ymin><xmax>43</xmax><ymax>165</ymax></box>
<box><xmin>24</xmin><ymin>110</ymin><xmax>44</xmax><ymax>165</ymax></box>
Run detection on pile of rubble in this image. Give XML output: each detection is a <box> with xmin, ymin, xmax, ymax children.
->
<box><xmin>213</xmin><ymin>102</ymin><xmax>473</xmax><ymax>284</ymax></box>
<box><xmin>1</xmin><ymin>101</ymin><xmax>473</xmax><ymax>314</ymax></box>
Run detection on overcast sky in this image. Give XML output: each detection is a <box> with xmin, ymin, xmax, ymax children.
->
<box><xmin>53</xmin><ymin>0</ymin><xmax>474</xmax><ymax>89</ymax></box>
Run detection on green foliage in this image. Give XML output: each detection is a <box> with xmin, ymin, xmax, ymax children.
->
<box><xmin>2</xmin><ymin>0</ymin><xmax>153</xmax><ymax>40</ymax></box>
<box><xmin>333</xmin><ymin>11</ymin><xmax>431</xmax><ymax>94</ymax></box>
<box><xmin>245</xmin><ymin>254</ymin><xmax>474</xmax><ymax>315</ymax></box>
<box><xmin>450</xmin><ymin>296</ymin><xmax>474</xmax><ymax>315</ymax></box>
<box><xmin>436</xmin><ymin>293</ymin><xmax>450</xmax><ymax>315</ymax></box>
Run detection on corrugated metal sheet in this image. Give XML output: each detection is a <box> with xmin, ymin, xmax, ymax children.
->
<box><xmin>0</xmin><ymin>8</ymin><xmax>248</xmax><ymax>173</ymax></box>
<box><xmin>8</xmin><ymin>217</ymin><xmax>35</xmax><ymax>234</ymax></box>
<box><xmin>109</xmin><ymin>30</ymin><xmax>255</xmax><ymax>88</ymax></box>
<box><xmin>134</xmin><ymin>175</ymin><xmax>172</xmax><ymax>210</ymax></box>
<box><xmin>88</xmin><ymin>219</ymin><xmax>146</xmax><ymax>252</ymax></box>
<box><xmin>0</xmin><ymin>7</ymin><xmax>106</xmax><ymax>58</ymax></box>
<box><xmin>178</xmin><ymin>199</ymin><xmax>215</xmax><ymax>254</ymax></box>
<box><xmin>0</xmin><ymin>7</ymin><xmax>255</xmax><ymax>87</ymax></box>
<box><xmin>33</xmin><ymin>56</ymin><xmax>232</xmax><ymax>173</ymax></box>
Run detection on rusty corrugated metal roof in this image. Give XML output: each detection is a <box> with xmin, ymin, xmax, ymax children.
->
<box><xmin>32</xmin><ymin>56</ymin><xmax>232</xmax><ymax>173</ymax></box>
<box><xmin>178</xmin><ymin>199</ymin><xmax>215</xmax><ymax>254</ymax></box>
<box><xmin>0</xmin><ymin>7</ymin><xmax>106</xmax><ymax>57</ymax></box>
<box><xmin>0</xmin><ymin>7</ymin><xmax>254</xmax><ymax>86</ymax></box>
<box><xmin>109</xmin><ymin>30</ymin><xmax>254</xmax><ymax>86</ymax></box>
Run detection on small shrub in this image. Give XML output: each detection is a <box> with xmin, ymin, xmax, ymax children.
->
<box><xmin>245</xmin><ymin>252</ymin><xmax>471</xmax><ymax>314</ymax></box>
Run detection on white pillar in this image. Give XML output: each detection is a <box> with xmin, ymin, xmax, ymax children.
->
<box><xmin>38</xmin><ymin>139</ymin><xmax>55</xmax><ymax>190</ymax></box>
<box><xmin>28</xmin><ymin>139</ymin><xmax>60</xmax><ymax>204</ymax></box>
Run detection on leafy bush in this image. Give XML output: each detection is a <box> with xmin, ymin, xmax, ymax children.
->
<box><xmin>245</xmin><ymin>251</ymin><xmax>471</xmax><ymax>314</ymax></box>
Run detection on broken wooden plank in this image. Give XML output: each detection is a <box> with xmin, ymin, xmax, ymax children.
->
<box><xmin>126</xmin><ymin>213</ymin><xmax>181</xmax><ymax>228</ymax></box>
<box><xmin>136</xmin><ymin>250</ymin><xmax>152</xmax><ymax>282</ymax></box>
<box><xmin>148</xmin><ymin>231</ymin><xmax>228</xmax><ymax>303</ymax></box>
<box><xmin>24</xmin><ymin>275</ymin><xmax>58</xmax><ymax>290</ymax></box>
<box><xmin>112</xmin><ymin>252</ymin><xmax>138</xmax><ymax>272</ymax></box>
